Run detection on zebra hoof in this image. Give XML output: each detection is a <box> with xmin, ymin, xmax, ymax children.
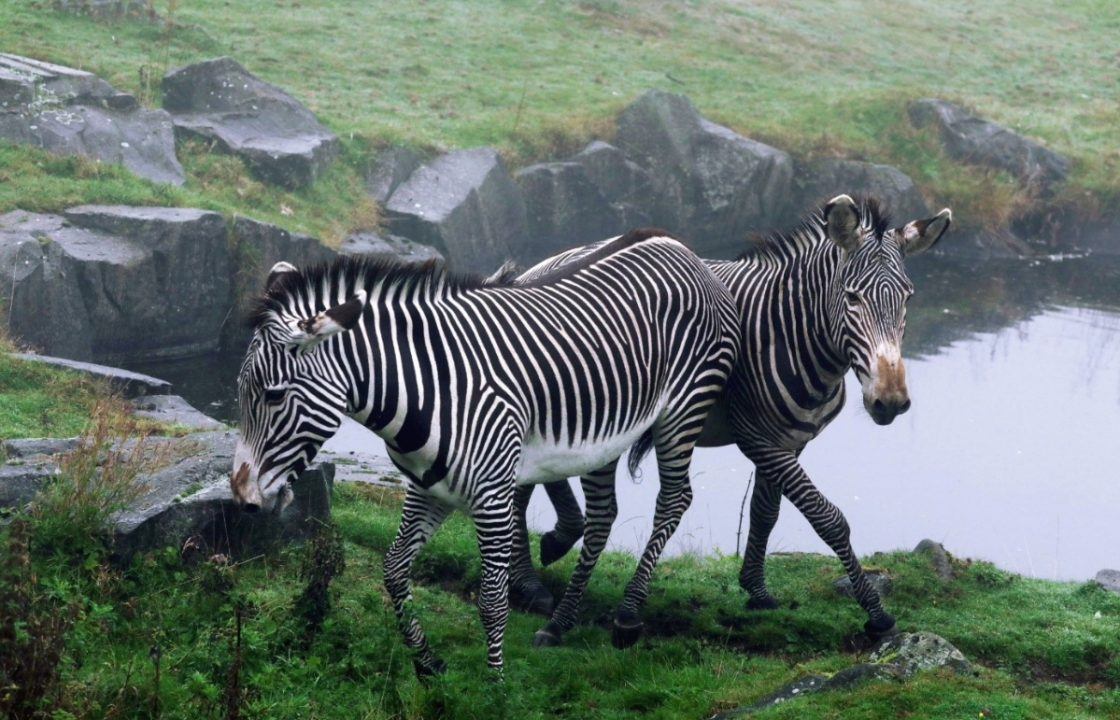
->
<box><xmin>747</xmin><ymin>595</ymin><xmax>780</xmax><ymax>611</ymax></box>
<box><xmin>864</xmin><ymin>613</ymin><xmax>898</xmax><ymax>640</ymax></box>
<box><xmin>533</xmin><ymin>627</ymin><xmax>563</xmax><ymax>648</ymax></box>
<box><xmin>611</xmin><ymin>617</ymin><xmax>645</xmax><ymax>649</ymax></box>
<box><xmin>413</xmin><ymin>656</ymin><xmax>448</xmax><ymax>679</ymax></box>
<box><xmin>540</xmin><ymin>531</ymin><xmax>576</xmax><ymax>566</ymax></box>
<box><xmin>512</xmin><ymin>585</ymin><xmax>555</xmax><ymax>617</ymax></box>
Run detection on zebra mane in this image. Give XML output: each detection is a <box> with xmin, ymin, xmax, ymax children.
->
<box><xmin>736</xmin><ymin>196</ymin><xmax>892</xmax><ymax>261</ymax></box>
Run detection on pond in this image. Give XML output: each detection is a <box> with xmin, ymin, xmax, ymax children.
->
<box><xmin>129</xmin><ymin>254</ymin><xmax>1120</xmax><ymax>582</ymax></box>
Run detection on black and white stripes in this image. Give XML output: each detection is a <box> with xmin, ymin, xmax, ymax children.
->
<box><xmin>232</xmin><ymin>230</ymin><xmax>738</xmax><ymax>674</ymax></box>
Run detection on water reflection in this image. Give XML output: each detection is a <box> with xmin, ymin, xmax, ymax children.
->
<box><xmin>129</xmin><ymin>255</ymin><xmax>1120</xmax><ymax>580</ymax></box>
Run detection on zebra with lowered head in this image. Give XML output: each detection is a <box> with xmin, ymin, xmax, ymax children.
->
<box><xmin>230</xmin><ymin>229</ymin><xmax>739</xmax><ymax>675</ymax></box>
<box><xmin>514</xmin><ymin>196</ymin><xmax>951</xmax><ymax>643</ymax></box>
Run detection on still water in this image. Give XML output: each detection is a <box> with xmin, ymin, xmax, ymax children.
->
<box><xmin>131</xmin><ymin>255</ymin><xmax>1120</xmax><ymax>581</ymax></box>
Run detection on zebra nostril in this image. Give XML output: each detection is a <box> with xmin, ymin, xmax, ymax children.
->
<box><xmin>872</xmin><ymin>399</ymin><xmax>886</xmax><ymax>413</ymax></box>
<box><xmin>243</xmin><ymin>502</ymin><xmax>261</xmax><ymax>514</ymax></box>
<box><xmin>899</xmin><ymin>399</ymin><xmax>912</xmax><ymax>414</ymax></box>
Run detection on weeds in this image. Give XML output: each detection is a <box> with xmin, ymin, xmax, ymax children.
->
<box><xmin>294</xmin><ymin>521</ymin><xmax>346</xmax><ymax>648</ymax></box>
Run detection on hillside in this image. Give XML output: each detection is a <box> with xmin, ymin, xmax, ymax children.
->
<box><xmin>1</xmin><ymin>0</ymin><xmax>1117</xmax><ymax>240</ymax></box>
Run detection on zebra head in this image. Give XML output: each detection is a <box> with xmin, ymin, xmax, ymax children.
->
<box><xmin>231</xmin><ymin>262</ymin><xmax>368</xmax><ymax>513</ymax></box>
<box><xmin>823</xmin><ymin>195</ymin><xmax>952</xmax><ymax>425</ymax></box>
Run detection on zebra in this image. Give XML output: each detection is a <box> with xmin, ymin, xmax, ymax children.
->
<box><xmin>513</xmin><ymin>195</ymin><xmax>952</xmax><ymax>644</ymax></box>
<box><xmin>230</xmin><ymin>229</ymin><xmax>740</xmax><ymax>675</ymax></box>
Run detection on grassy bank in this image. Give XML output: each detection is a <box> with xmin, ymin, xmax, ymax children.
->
<box><xmin>0</xmin><ymin>334</ymin><xmax>105</xmax><ymax>439</ymax></box>
<box><xmin>1</xmin><ymin>1</ymin><xmax>1118</xmax><ymax>237</ymax></box>
<box><xmin>5</xmin><ymin>482</ymin><xmax>1118</xmax><ymax>719</ymax></box>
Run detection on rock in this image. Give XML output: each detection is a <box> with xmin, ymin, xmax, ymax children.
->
<box><xmin>162</xmin><ymin>57</ymin><xmax>339</xmax><ymax>189</ymax></box>
<box><xmin>795</xmin><ymin>159</ymin><xmax>929</xmax><ymax>222</ymax></box>
<box><xmin>53</xmin><ymin>0</ymin><xmax>154</xmax><ymax>19</ymax></box>
<box><xmin>131</xmin><ymin>395</ymin><xmax>226</xmax><ymax>431</ymax></box>
<box><xmin>1093</xmin><ymin>569</ymin><xmax>1120</xmax><ymax>594</ymax></box>
<box><xmin>11</xmin><ymin>354</ymin><xmax>171</xmax><ymax>397</ymax></box>
<box><xmin>515</xmin><ymin>161</ymin><xmax>622</xmax><ymax>262</ymax></box>
<box><xmin>365</xmin><ymin>146</ymin><xmax>425</xmax><ymax>204</ymax></box>
<box><xmin>0</xmin><ymin>461</ymin><xmax>58</xmax><ymax>509</ymax></box>
<box><xmin>2</xmin><ymin>437</ymin><xmax>80</xmax><ymax>459</ymax></box>
<box><xmin>111</xmin><ymin>431</ymin><xmax>334</xmax><ymax>563</ymax></box>
<box><xmin>570</xmin><ymin>141</ymin><xmax>654</xmax><ymax>230</ymax></box>
<box><xmin>711</xmin><ymin>631</ymin><xmax>970</xmax><ymax>717</ymax></box>
<box><xmin>615</xmin><ymin>91</ymin><xmax>793</xmax><ymax>256</ymax></box>
<box><xmin>0</xmin><ymin>207</ymin><xmax>233</xmax><ymax>362</ymax></box>
<box><xmin>385</xmin><ymin>147</ymin><xmax>528</xmax><ymax>273</ymax></box>
<box><xmin>339</xmin><ymin>231</ymin><xmax>443</xmax><ymax>262</ymax></box>
<box><xmin>914</xmin><ymin>539</ymin><xmax>955</xmax><ymax>581</ymax></box>
<box><xmin>908</xmin><ymin>99</ymin><xmax>1069</xmax><ymax>192</ymax></box>
<box><xmin>833</xmin><ymin>570</ymin><xmax>893</xmax><ymax>599</ymax></box>
<box><xmin>0</xmin><ymin>53</ymin><xmax>184</xmax><ymax>185</ymax></box>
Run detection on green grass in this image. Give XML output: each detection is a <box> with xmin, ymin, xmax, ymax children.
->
<box><xmin>1</xmin><ymin>1</ymin><xmax>1119</xmax><ymax>235</ymax></box>
<box><xmin>0</xmin><ymin>347</ymin><xmax>104</xmax><ymax>439</ymax></box>
<box><xmin>11</xmin><ymin>483</ymin><xmax>1118</xmax><ymax>719</ymax></box>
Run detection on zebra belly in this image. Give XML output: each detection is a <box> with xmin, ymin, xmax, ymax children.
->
<box><xmin>516</xmin><ymin>425</ymin><xmax>651</xmax><ymax>484</ymax></box>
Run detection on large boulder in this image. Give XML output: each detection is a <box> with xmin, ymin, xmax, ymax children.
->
<box><xmin>130</xmin><ymin>394</ymin><xmax>226</xmax><ymax>431</ymax></box>
<box><xmin>0</xmin><ymin>206</ymin><xmax>232</xmax><ymax>362</ymax></box>
<box><xmin>794</xmin><ymin>159</ymin><xmax>930</xmax><ymax>223</ymax></box>
<box><xmin>0</xmin><ymin>53</ymin><xmax>184</xmax><ymax>185</ymax></box>
<box><xmin>570</xmin><ymin>140</ymin><xmax>654</xmax><ymax>230</ymax></box>
<box><xmin>162</xmin><ymin>57</ymin><xmax>339</xmax><ymax>189</ymax></box>
<box><xmin>908</xmin><ymin>99</ymin><xmax>1069</xmax><ymax>192</ymax></box>
<box><xmin>515</xmin><ymin>160</ymin><xmax>622</xmax><ymax>262</ymax></box>
<box><xmin>615</xmin><ymin>91</ymin><xmax>793</xmax><ymax>256</ymax></box>
<box><xmin>365</xmin><ymin>146</ymin><xmax>425</xmax><ymax>204</ymax></box>
<box><xmin>339</xmin><ymin>231</ymin><xmax>443</xmax><ymax>263</ymax></box>
<box><xmin>384</xmin><ymin>148</ymin><xmax>528</xmax><ymax>272</ymax></box>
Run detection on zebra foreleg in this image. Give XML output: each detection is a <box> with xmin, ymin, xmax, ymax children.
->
<box><xmin>509</xmin><ymin>484</ymin><xmax>554</xmax><ymax>616</ymax></box>
<box><xmin>540</xmin><ymin>480</ymin><xmax>585</xmax><ymax>565</ymax></box>
<box><xmin>775</xmin><ymin>452</ymin><xmax>897</xmax><ymax>636</ymax></box>
<box><xmin>471</xmin><ymin>484</ymin><xmax>516</xmax><ymax>676</ymax></box>
<box><xmin>613</xmin><ymin>438</ymin><xmax>697</xmax><ymax>649</ymax></box>
<box><xmin>738</xmin><ymin>467</ymin><xmax>783</xmax><ymax>611</ymax></box>
<box><xmin>533</xmin><ymin>462</ymin><xmax>617</xmax><ymax>647</ymax></box>
<box><xmin>384</xmin><ymin>486</ymin><xmax>452</xmax><ymax>678</ymax></box>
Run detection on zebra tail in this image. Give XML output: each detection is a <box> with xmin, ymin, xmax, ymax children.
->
<box><xmin>627</xmin><ymin>428</ymin><xmax>655</xmax><ymax>478</ymax></box>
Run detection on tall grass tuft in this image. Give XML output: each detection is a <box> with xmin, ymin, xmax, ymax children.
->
<box><xmin>294</xmin><ymin>521</ymin><xmax>346</xmax><ymax>649</ymax></box>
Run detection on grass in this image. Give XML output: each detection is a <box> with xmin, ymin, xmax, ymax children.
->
<box><xmin>6</xmin><ymin>482</ymin><xmax>1117</xmax><ymax>719</ymax></box>
<box><xmin>0</xmin><ymin>345</ymin><xmax>105</xmax><ymax>440</ymax></box>
<box><xmin>0</xmin><ymin>1</ymin><xmax>1118</xmax><ymax>236</ymax></box>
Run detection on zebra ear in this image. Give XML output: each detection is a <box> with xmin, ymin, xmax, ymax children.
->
<box><xmin>266</xmin><ymin>261</ymin><xmax>298</xmax><ymax>293</ymax></box>
<box><xmin>824</xmin><ymin>194</ymin><xmax>863</xmax><ymax>253</ymax></box>
<box><xmin>292</xmin><ymin>290</ymin><xmax>368</xmax><ymax>347</ymax></box>
<box><xmin>899</xmin><ymin>208</ymin><xmax>952</xmax><ymax>256</ymax></box>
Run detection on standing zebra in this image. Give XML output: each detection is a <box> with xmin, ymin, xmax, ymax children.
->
<box><xmin>516</xmin><ymin>196</ymin><xmax>952</xmax><ymax>644</ymax></box>
<box><xmin>230</xmin><ymin>230</ymin><xmax>739</xmax><ymax>675</ymax></box>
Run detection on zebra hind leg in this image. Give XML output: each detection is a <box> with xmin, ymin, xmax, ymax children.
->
<box><xmin>612</xmin><ymin>421</ymin><xmax>700</xmax><ymax>649</ymax></box>
<box><xmin>509</xmin><ymin>484</ymin><xmax>554</xmax><ymax>616</ymax></box>
<box><xmin>534</xmin><ymin>462</ymin><xmax>617</xmax><ymax>648</ymax></box>
<box><xmin>383</xmin><ymin>486</ymin><xmax>452</xmax><ymax>678</ymax></box>
<box><xmin>539</xmin><ymin>479</ymin><xmax>585</xmax><ymax>566</ymax></box>
<box><xmin>738</xmin><ymin>468</ymin><xmax>783</xmax><ymax>611</ymax></box>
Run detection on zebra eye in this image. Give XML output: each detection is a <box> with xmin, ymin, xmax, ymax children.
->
<box><xmin>263</xmin><ymin>386</ymin><xmax>286</xmax><ymax>405</ymax></box>
<box><xmin>845</xmin><ymin>289</ymin><xmax>862</xmax><ymax>304</ymax></box>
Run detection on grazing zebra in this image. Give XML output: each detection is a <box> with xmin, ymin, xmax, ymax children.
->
<box><xmin>515</xmin><ymin>196</ymin><xmax>952</xmax><ymax>643</ymax></box>
<box><xmin>230</xmin><ymin>230</ymin><xmax>739</xmax><ymax>675</ymax></box>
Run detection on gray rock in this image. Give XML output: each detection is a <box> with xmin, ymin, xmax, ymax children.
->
<box><xmin>570</xmin><ymin>141</ymin><xmax>654</xmax><ymax>230</ymax></box>
<box><xmin>2</xmin><ymin>437</ymin><xmax>80</xmax><ymax>459</ymax></box>
<box><xmin>0</xmin><ymin>461</ymin><xmax>58</xmax><ymax>509</ymax></box>
<box><xmin>515</xmin><ymin>161</ymin><xmax>622</xmax><ymax>262</ymax></box>
<box><xmin>615</xmin><ymin>91</ymin><xmax>793</xmax><ymax>257</ymax></box>
<box><xmin>365</xmin><ymin>146</ymin><xmax>425</xmax><ymax>204</ymax></box>
<box><xmin>162</xmin><ymin>57</ymin><xmax>339</xmax><ymax>189</ymax></box>
<box><xmin>0</xmin><ymin>54</ymin><xmax>184</xmax><ymax>185</ymax></box>
<box><xmin>833</xmin><ymin>570</ymin><xmax>893</xmax><ymax>599</ymax></box>
<box><xmin>339</xmin><ymin>231</ymin><xmax>443</xmax><ymax>263</ymax></box>
<box><xmin>131</xmin><ymin>395</ymin><xmax>225</xmax><ymax>431</ymax></box>
<box><xmin>53</xmin><ymin>0</ymin><xmax>154</xmax><ymax>19</ymax></box>
<box><xmin>385</xmin><ymin>147</ymin><xmax>528</xmax><ymax>273</ymax></box>
<box><xmin>795</xmin><ymin>159</ymin><xmax>929</xmax><ymax>223</ymax></box>
<box><xmin>914</xmin><ymin>538</ymin><xmax>955</xmax><ymax>581</ymax></box>
<box><xmin>111</xmin><ymin>431</ymin><xmax>334</xmax><ymax>562</ymax></box>
<box><xmin>711</xmin><ymin>631</ymin><xmax>970</xmax><ymax>718</ymax></box>
<box><xmin>0</xmin><ymin>207</ymin><xmax>232</xmax><ymax>362</ymax></box>
<box><xmin>11</xmin><ymin>353</ymin><xmax>171</xmax><ymax>397</ymax></box>
<box><xmin>909</xmin><ymin>99</ymin><xmax>1068</xmax><ymax>192</ymax></box>
<box><xmin>1093</xmin><ymin>569</ymin><xmax>1120</xmax><ymax>594</ymax></box>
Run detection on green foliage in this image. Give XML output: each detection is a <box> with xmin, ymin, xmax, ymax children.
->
<box><xmin>0</xmin><ymin>352</ymin><xmax>103</xmax><ymax>440</ymax></box>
